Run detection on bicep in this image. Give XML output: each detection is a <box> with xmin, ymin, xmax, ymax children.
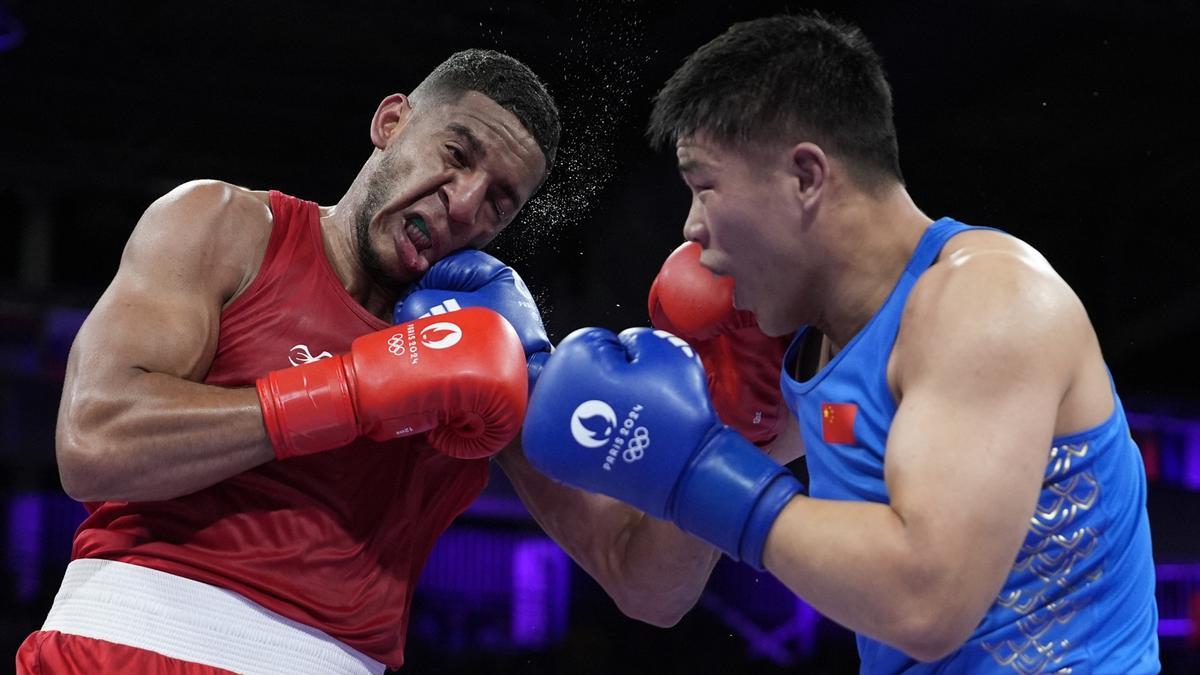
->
<box><xmin>62</xmin><ymin>183</ymin><xmax>258</xmax><ymax>408</ymax></box>
<box><xmin>884</xmin><ymin>267</ymin><xmax>1077</xmax><ymax>615</ymax></box>
<box><xmin>886</xmin><ymin>372</ymin><xmax>1056</xmax><ymax>561</ymax></box>
<box><xmin>74</xmin><ymin>267</ymin><xmax>221</xmax><ymax>385</ymax></box>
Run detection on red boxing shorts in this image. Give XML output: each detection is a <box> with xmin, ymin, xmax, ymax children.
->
<box><xmin>17</xmin><ymin>630</ymin><xmax>236</xmax><ymax>674</ymax></box>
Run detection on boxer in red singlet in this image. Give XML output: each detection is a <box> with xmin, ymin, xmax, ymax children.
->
<box><xmin>16</xmin><ymin>50</ymin><xmax>559</xmax><ymax>674</ymax></box>
<box><xmin>18</xmin><ymin>45</ymin><xmax>769</xmax><ymax>674</ymax></box>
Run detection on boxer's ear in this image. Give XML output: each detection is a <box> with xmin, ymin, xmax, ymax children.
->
<box><xmin>370</xmin><ymin>94</ymin><xmax>413</xmax><ymax>149</ymax></box>
<box><xmin>787</xmin><ymin>142</ymin><xmax>827</xmax><ymax>210</ymax></box>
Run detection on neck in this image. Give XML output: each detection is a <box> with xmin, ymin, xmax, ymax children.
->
<box><xmin>320</xmin><ymin>159</ymin><xmax>398</xmax><ymax>320</ymax></box>
<box><xmin>812</xmin><ymin>184</ymin><xmax>932</xmax><ymax>350</ymax></box>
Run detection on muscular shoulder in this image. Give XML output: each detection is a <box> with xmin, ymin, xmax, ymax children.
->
<box><xmin>147</xmin><ymin>179</ymin><xmax>270</xmax><ymax>224</ymax></box>
<box><xmin>128</xmin><ymin>180</ymin><xmax>274</xmax><ymax>304</ymax></box>
<box><xmin>891</xmin><ymin>230</ymin><xmax>1092</xmax><ymax>396</ymax></box>
<box><xmin>141</xmin><ymin>180</ymin><xmax>272</xmax><ymax>253</ymax></box>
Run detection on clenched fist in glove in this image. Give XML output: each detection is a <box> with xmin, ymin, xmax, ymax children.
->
<box><xmin>258</xmin><ymin>308</ymin><xmax>527</xmax><ymax>461</ymax></box>
<box><xmin>521</xmin><ymin>326</ymin><xmax>803</xmax><ymax>569</ymax></box>
<box><xmin>395</xmin><ymin>249</ymin><xmax>552</xmax><ymax>389</ymax></box>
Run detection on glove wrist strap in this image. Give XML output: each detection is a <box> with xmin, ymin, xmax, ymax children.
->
<box><xmin>672</xmin><ymin>426</ymin><xmax>803</xmax><ymax>569</ymax></box>
<box><xmin>257</xmin><ymin>357</ymin><xmax>359</xmax><ymax>460</ymax></box>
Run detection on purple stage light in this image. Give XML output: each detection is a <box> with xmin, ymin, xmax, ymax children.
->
<box><xmin>1127</xmin><ymin>411</ymin><xmax>1200</xmax><ymax>491</ymax></box>
<box><xmin>5</xmin><ymin>491</ymin><xmax>87</xmax><ymax>603</ymax></box>
<box><xmin>511</xmin><ymin>538</ymin><xmax>569</xmax><ymax>646</ymax></box>
<box><xmin>700</xmin><ymin>563</ymin><xmax>821</xmax><ymax>666</ymax></box>
<box><xmin>1186</xmin><ymin>428</ymin><xmax>1200</xmax><ymax>491</ymax></box>
<box><xmin>7</xmin><ymin>492</ymin><xmax>43</xmax><ymax>602</ymax></box>
<box><xmin>0</xmin><ymin>5</ymin><xmax>23</xmax><ymax>53</ymax></box>
<box><xmin>1156</xmin><ymin>562</ymin><xmax>1200</xmax><ymax>638</ymax></box>
<box><xmin>415</xmin><ymin>527</ymin><xmax>570</xmax><ymax>652</ymax></box>
<box><xmin>791</xmin><ymin>595</ymin><xmax>819</xmax><ymax>657</ymax></box>
<box><xmin>42</xmin><ymin>308</ymin><xmax>90</xmax><ymax>380</ymax></box>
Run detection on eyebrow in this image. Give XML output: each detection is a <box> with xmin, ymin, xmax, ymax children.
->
<box><xmin>677</xmin><ymin>158</ymin><xmax>707</xmax><ymax>176</ymax></box>
<box><xmin>447</xmin><ymin>123</ymin><xmax>486</xmax><ymax>157</ymax></box>
<box><xmin>446</xmin><ymin>123</ymin><xmax>521</xmax><ymax>208</ymax></box>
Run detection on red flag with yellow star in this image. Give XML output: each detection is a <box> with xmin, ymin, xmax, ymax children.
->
<box><xmin>821</xmin><ymin>402</ymin><xmax>857</xmax><ymax>444</ymax></box>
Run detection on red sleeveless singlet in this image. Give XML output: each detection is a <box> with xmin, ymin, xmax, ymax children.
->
<box><xmin>71</xmin><ymin>190</ymin><xmax>491</xmax><ymax>668</ymax></box>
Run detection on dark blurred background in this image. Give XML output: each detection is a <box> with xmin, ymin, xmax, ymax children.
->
<box><xmin>2</xmin><ymin>0</ymin><xmax>1199</xmax><ymax>672</ymax></box>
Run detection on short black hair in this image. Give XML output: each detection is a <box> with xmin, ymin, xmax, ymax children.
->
<box><xmin>412</xmin><ymin>49</ymin><xmax>561</xmax><ymax>180</ymax></box>
<box><xmin>648</xmin><ymin>13</ymin><xmax>903</xmax><ymax>188</ymax></box>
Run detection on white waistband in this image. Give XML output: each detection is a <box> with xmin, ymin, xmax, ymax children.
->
<box><xmin>42</xmin><ymin>559</ymin><xmax>385</xmax><ymax>675</ymax></box>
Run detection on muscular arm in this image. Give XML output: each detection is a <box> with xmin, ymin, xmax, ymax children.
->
<box><xmin>498</xmin><ymin>410</ymin><xmax>803</xmax><ymax>626</ymax></box>
<box><xmin>497</xmin><ymin>440</ymin><xmax>721</xmax><ymax>627</ymax></box>
<box><xmin>57</xmin><ymin>181</ymin><xmax>277</xmax><ymax>502</ymax></box>
<box><xmin>761</xmin><ymin>247</ymin><xmax>1093</xmax><ymax>660</ymax></box>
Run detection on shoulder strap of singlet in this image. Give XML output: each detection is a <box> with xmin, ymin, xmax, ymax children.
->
<box><xmin>904</xmin><ymin>218</ymin><xmax>984</xmax><ymax>278</ymax></box>
<box><xmin>783</xmin><ymin>218</ymin><xmax>996</xmax><ymax>384</ymax></box>
<box><xmin>220</xmin><ymin>190</ymin><xmax>315</xmax><ymax>318</ymax></box>
<box><xmin>266</xmin><ymin>189</ymin><xmax>320</xmax><ymax>257</ymax></box>
<box><xmin>883</xmin><ymin>217</ymin><xmax>998</xmax><ymax>336</ymax></box>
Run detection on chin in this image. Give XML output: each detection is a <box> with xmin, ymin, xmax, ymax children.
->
<box><xmin>755</xmin><ymin>312</ymin><xmax>796</xmax><ymax>339</ymax></box>
<box><xmin>751</xmin><ymin>311</ymin><xmax>777</xmax><ymax>336</ymax></box>
<box><xmin>759</xmin><ymin>323</ymin><xmax>791</xmax><ymax>339</ymax></box>
<box><xmin>359</xmin><ymin>250</ymin><xmax>413</xmax><ymax>294</ymax></box>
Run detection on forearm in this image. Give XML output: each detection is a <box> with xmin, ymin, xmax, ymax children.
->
<box><xmin>57</xmin><ymin>370</ymin><xmax>274</xmax><ymax>502</ymax></box>
<box><xmin>498</xmin><ymin>442</ymin><xmax>720</xmax><ymax>626</ymax></box>
<box><xmin>762</xmin><ymin>496</ymin><xmax>980</xmax><ymax>661</ymax></box>
<box><xmin>606</xmin><ymin>509</ymin><xmax>723</xmax><ymax>626</ymax></box>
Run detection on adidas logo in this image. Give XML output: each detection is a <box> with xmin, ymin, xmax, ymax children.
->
<box><xmin>419</xmin><ymin>298</ymin><xmax>463</xmax><ymax>318</ymax></box>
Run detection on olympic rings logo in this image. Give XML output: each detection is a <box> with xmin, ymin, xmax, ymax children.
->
<box><xmin>623</xmin><ymin>426</ymin><xmax>650</xmax><ymax>463</ymax></box>
<box><xmin>386</xmin><ymin>333</ymin><xmax>406</xmax><ymax>356</ymax></box>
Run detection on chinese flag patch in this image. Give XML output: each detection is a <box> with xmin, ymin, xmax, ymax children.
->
<box><xmin>821</xmin><ymin>402</ymin><xmax>857</xmax><ymax>444</ymax></box>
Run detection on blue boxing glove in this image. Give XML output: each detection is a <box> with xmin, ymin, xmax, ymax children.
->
<box><xmin>521</xmin><ymin>326</ymin><xmax>802</xmax><ymax>569</ymax></box>
<box><xmin>395</xmin><ymin>249</ymin><xmax>552</xmax><ymax>387</ymax></box>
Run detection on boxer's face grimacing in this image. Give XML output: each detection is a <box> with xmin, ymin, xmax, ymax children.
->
<box><xmin>356</xmin><ymin>91</ymin><xmax>545</xmax><ymax>291</ymax></box>
<box><xmin>677</xmin><ymin>134</ymin><xmax>806</xmax><ymax>337</ymax></box>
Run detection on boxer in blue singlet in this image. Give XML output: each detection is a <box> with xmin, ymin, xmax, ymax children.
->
<box><xmin>776</xmin><ymin>218</ymin><xmax>1158</xmax><ymax>672</ymax></box>
<box><xmin>518</xmin><ymin>11</ymin><xmax>1159</xmax><ymax>673</ymax></box>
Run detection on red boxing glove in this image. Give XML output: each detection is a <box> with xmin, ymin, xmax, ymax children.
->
<box><xmin>648</xmin><ymin>242</ymin><xmax>791</xmax><ymax>446</ymax></box>
<box><xmin>257</xmin><ymin>307</ymin><xmax>528</xmax><ymax>460</ymax></box>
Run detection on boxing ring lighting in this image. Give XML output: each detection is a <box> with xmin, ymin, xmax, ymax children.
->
<box><xmin>6</xmin><ymin>493</ymin><xmax>42</xmax><ymax>602</ymax></box>
<box><xmin>1154</xmin><ymin>563</ymin><xmax>1200</xmax><ymax>638</ymax></box>
<box><xmin>6</xmin><ymin>303</ymin><xmax>1200</xmax><ymax>658</ymax></box>
<box><xmin>1128</xmin><ymin>411</ymin><xmax>1200</xmax><ymax>490</ymax></box>
<box><xmin>410</xmin><ymin>526</ymin><xmax>570</xmax><ymax>651</ymax></box>
<box><xmin>0</xmin><ymin>5</ymin><xmax>25</xmax><ymax>53</ymax></box>
<box><xmin>5</xmin><ymin>492</ymin><xmax>1200</xmax><ymax>659</ymax></box>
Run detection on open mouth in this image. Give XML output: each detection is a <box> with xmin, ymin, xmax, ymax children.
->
<box><xmin>405</xmin><ymin>214</ymin><xmax>432</xmax><ymax>252</ymax></box>
<box><xmin>391</xmin><ymin>213</ymin><xmax>435</xmax><ymax>275</ymax></box>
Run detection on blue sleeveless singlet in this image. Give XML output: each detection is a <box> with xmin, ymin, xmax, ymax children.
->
<box><xmin>780</xmin><ymin>218</ymin><xmax>1159</xmax><ymax>673</ymax></box>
